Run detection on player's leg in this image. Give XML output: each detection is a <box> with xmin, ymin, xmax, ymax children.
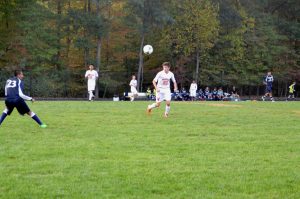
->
<box><xmin>268</xmin><ymin>87</ymin><xmax>274</xmax><ymax>101</ymax></box>
<box><xmin>0</xmin><ymin>101</ymin><xmax>14</xmax><ymax>126</ymax></box>
<box><xmin>262</xmin><ymin>86</ymin><xmax>268</xmax><ymax>101</ymax></box>
<box><xmin>0</xmin><ymin>108</ymin><xmax>8</xmax><ymax>126</ymax></box>
<box><xmin>130</xmin><ymin>88</ymin><xmax>135</xmax><ymax>101</ymax></box>
<box><xmin>88</xmin><ymin>82</ymin><xmax>95</xmax><ymax>101</ymax></box>
<box><xmin>164</xmin><ymin>92</ymin><xmax>172</xmax><ymax>117</ymax></box>
<box><xmin>17</xmin><ymin>99</ymin><xmax>47</xmax><ymax>128</ymax></box>
<box><xmin>165</xmin><ymin>101</ymin><xmax>171</xmax><ymax>117</ymax></box>
<box><xmin>287</xmin><ymin>93</ymin><xmax>291</xmax><ymax>101</ymax></box>
<box><xmin>147</xmin><ymin>92</ymin><xmax>163</xmax><ymax>113</ymax></box>
<box><xmin>88</xmin><ymin>90</ymin><xmax>94</xmax><ymax>101</ymax></box>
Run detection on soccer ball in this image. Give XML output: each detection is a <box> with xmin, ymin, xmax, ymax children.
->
<box><xmin>143</xmin><ymin>44</ymin><xmax>153</xmax><ymax>55</ymax></box>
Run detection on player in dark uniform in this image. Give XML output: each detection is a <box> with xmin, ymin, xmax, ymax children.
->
<box><xmin>0</xmin><ymin>70</ymin><xmax>47</xmax><ymax>128</ymax></box>
<box><xmin>262</xmin><ymin>72</ymin><xmax>275</xmax><ymax>102</ymax></box>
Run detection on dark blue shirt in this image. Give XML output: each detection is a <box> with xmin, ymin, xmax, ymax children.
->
<box><xmin>264</xmin><ymin>75</ymin><xmax>274</xmax><ymax>86</ymax></box>
<box><xmin>5</xmin><ymin>77</ymin><xmax>32</xmax><ymax>101</ymax></box>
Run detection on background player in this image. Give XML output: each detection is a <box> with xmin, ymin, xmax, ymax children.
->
<box><xmin>262</xmin><ymin>71</ymin><xmax>275</xmax><ymax>102</ymax></box>
<box><xmin>85</xmin><ymin>65</ymin><xmax>98</xmax><ymax>101</ymax></box>
<box><xmin>129</xmin><ymin>75</ymin><xmax>138</xmax><ymax>101</ymax></box>
<box><xmin>0</xmin><ymin>70</ymin><xmax>47</xmax><ymax>128</ymax></box>
<box><xmin>147</xmin><ymin>62</ymin><xmax>178</xmax><ymax>117</ymax></box>
<box><xmin>189</xmin><ymin>80</ymin><xmax>197</xmax><ymax>101</ymax></box>
<box><xmin>287</xmin><ymin>81</ymin><xmax>296</xmax><ymax>101</ymax></box>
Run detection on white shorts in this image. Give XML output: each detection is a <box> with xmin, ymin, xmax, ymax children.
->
<box><xmin>88</xmin><ymin>81</ymin><xmax>96</xmax><ymax>91</ymax></box>
<box><xmin>131</xmin><ymin>87</ymin><xmax>138</xmax><ymax>95</ymax></box>
<box><xmin>156</xmin><ymin>89</ymin><xmax>171</xmax><ymax>102</ymax></box>
<box><xmin>190</xmin><ymin>90</ymin><xmax>197</xmax><ymax>97</ymax></box>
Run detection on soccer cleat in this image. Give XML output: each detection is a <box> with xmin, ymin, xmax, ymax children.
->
<box><xmin>146</xmin><ymin>105</ymin><xmax>152</xmax><ymax>114</ymax></box>
<box><xmin>40</xmin><ymin>124</ymin><xmax>47</xmax><ymax>128</ymax></box>
<box><xmin>164</xmin><ymin>112</ymin><xmax>168</xmax><ymax>118</ymax></box>
<box><xmin>261</xmin><ymin>96</ymin><xmax>265</xmax><ymax>101</ymax></box>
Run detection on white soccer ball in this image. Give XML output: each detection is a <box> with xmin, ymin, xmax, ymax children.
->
<box><xmin>143</xmin><ymin>44</ymin><xmax>153</xmax><ymax>55</ymax></box>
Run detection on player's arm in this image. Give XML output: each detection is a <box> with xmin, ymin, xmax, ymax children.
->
<box><xmin>262</xmin><ymin>76</ymin><xmax>267</xmax><ymax>85</ymax></box>
<box><xmin>173</xmin><ymin>81</ymin><xmax>178</xmax><ymax>92</ymax></box>
<box><xmin>171</xmin><ymin>74</ymin><xmax>178</xmax><ymax>92</ymax></box>
<box><xmin>153</xmin><ymin>73</ymin><xmax>160</xmax><ymax>92</ymax></box>
<box><xmin>152</xmin><ymin>79</ymin><xmax>158</xmax><ymax>92</ymax></box>
<box><xmin>4</xmin><ymin>81</ymin><xmax>8</xmax><ymax>96</ymax></box>
<box><xmin>18</xmin><ymin>81</ymin><xmax>33</xmax><ymax>101</ymax></box>
<box><xmin>85</xmin><ymin>71</ymin><xmax>88</xmax><ymax>78</ymax></box>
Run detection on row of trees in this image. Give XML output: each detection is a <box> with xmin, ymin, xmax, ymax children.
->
<box><xmin>0</xmin><ymin>0</ymin><xmax>299</xmax><ymax>97</ymax></box>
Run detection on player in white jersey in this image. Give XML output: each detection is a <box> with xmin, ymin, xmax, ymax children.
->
<box><xmin>85</xmin><ymin>65</ymin><xmax>98</xmax><ymax>101</ymax></box>
<box><xmin>189</xmin><ymin>80</ymin><xmax>197</xmax><ymax>101</ymax></box>
<box><xmin>147</xmin><ymin>62</ymin><xmax>178</xmax><ymax>117</ymax></box>
<box><xmin>129</xmin><ymin>75</ymin><xmax>138</xmax><ymax>101</ymax></box>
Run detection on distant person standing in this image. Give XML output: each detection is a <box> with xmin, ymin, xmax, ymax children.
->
<box><xmin>287</xmin><ymin>81</ymin><xmax>296</xmax><ymax>101</ymax></box>
<box><xmin>85</xmin><ymin>65</ymin><xmax>98</xmax><ymax>101</ymax></box>
<box><xmin>0</xmin><ymin>70</ymin><xmax>47</xmax><ymax>128</ymax></box>
<box><xmin>147</xmin><ymin>62</ymin><xmax>178</xmax><ymax>117</ymax></box>
<box><xmin>129</xmin><ymin>75</ymin><xmax>138</xmax><ymax>101</ymax></box>
<box><xmin>189</xmin><ymin>80</ymin><xmax>197</xmax><ymax>101</ymax></box>
<box><xmin>262</xmin><ymin>71</ymin><xmax>275</xmax><ymax>102</ymax></box>
<box><xmin>231</xmin><ymin>86</ymin><xmax>240</xmax><ymax>100</ymax></box>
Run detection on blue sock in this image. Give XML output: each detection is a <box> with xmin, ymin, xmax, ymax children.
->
<box><xmin>0</xmin><ymin>112</ymin><xmax>8</xmax><ymax>125</ymax></box>
<box><xmin>31</xmin><ymin>114</ymin><xmax>43</xmax><ymax>125</ymax></box>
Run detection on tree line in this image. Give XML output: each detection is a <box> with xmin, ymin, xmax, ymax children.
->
<box><xmin>0</xmin><ymin>0</ymin><xmax>299</xmax><ymax>98</ymax></box>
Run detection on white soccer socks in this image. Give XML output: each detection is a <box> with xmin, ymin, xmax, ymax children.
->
<box><xmin>88</xmin><ymin>91</ymin><xmax>94</xmax><ymax>101</ymax></box>
<box><xmin>149</xmin><ymin>103</ymin><xmax>157</xmax><ymax>109</ymax></box>
<box><xmin>165</xmin><ymin>105</ymin><xmax>170</xmax><ymax>117</ymax></box>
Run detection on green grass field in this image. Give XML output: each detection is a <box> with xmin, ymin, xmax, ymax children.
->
<box><xmin>0</xmin><ymin>101</ymin><xmax>299</xmax><ymax>198</ymax></box>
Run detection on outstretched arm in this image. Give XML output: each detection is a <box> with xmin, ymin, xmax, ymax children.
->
<box><xmin>173</xmin><ymin>81</ymin><xmax>178</xmax><ymax>92</ymax></box>
<box><xmin>18</xmin><ymin>81</ymin><xmax>32</xmax><ymax>101</ymax></box>
<box><xmin>152</xmin><ymin>79</ymin><xmax>158</xmax><ymax>92</ymax></box>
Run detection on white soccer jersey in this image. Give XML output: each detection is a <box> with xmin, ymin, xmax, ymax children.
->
<box><xmin>190</xmin><ymin>83</ymin><xmax>197</xmax><ymax>91</ymax></box>
<box><xmin>190</xmin><ymin>83</ymin><xmax>197</xmax><ymax>97</ymax></box>
<box><xmin>154</xmin><ymin>71</ymin><xmax>176</xmax><ymax>90</ymax></box>
<box><xmin>85</xmin><ymin>70</ymin><xmax>98</xmax><ymax>81</ymax></box>
<box><xmin>130</xmin><ymin>79</ymin><xmax>138</xmax><ymax>94</ymax></box>
<box><xmin>129</xmin><ymin>80</ymin><xmax>137</xmax><ymax>88</ymax></box>
<box><xmin>85</xmin><ymin>70</ymin><xmax>98</xmax><ymax>91</ymax></box>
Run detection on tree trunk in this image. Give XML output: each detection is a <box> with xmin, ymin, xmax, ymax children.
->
<box><xmin>66</xmin><ymin>0</ymin><xmax>71</xmax><ymax>62</ymax></box>
<box><xmin>137</xmin><ymin>33</ymin><xmax>145</xmax><ymax>92</ymax></box>
<box><xmin>56</xmin><ymin>0</ymin><xmax>62</xmax><ymax>69</ymax></box>
<box><xmin>195</xmin><ymin>47</ymin><xmax>200</xmax><ymax>84</ymax></box>
<box><xmin>83</xmin><ymin>0</ymin><xmax>91</xmax><ymax>67</ymax></box>
<box><xmin>256</xmin><ymin>86</ymin><xmax>260</xmax><ymax>96</ymax></box>
<box><xmin>95</xmin><ymin>0</ymin><xmax>102</xmax><ymax>98</ymax></box>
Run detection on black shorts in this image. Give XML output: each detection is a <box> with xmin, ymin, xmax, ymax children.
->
<box><xmin>5</xmin><ymin>98</ymin><xmax>31</xmax><ymax>116</ymax></box>
<box><xmin>265</xmin><ymin>86</ymin><xmax>272</xmax><ymax>93</ymax></box>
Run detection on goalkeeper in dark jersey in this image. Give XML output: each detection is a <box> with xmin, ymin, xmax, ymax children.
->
<box><xmin>0</xmin><ymin>70</ymin><xmax>47</xmax><ymax>128</ymax></box>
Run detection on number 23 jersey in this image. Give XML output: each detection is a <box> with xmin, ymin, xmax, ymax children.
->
<box><xmin>154</xmin><ymin>71</ymin><xmax>176</xmax><ymax>90</ymax></box>
<box><xmin>5</xmin><ymin>77</ymin><xmax>32</xmax><ymax>101</ymax></box>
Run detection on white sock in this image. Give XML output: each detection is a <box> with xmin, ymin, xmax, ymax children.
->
<box><xmin>30</xmin><ymin>112</ymin><xmax>36</xmax><ymax>117</ymax></box>
<box><xmin>149</xmin><ymin>103</ymin><xmax>157</xmax><ymax>109</ymax></box>
<box><xmin>89</xmin><ymin>91</ymin><xmax>92</xmax><ymax>100</ymax></box>
<box><xmin>165</xmin><ymin>105</ymin><xmax>170</xmax><ymax>114</ymax></box>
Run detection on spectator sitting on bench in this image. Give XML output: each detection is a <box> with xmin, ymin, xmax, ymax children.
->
<box><xmin>217</xmin><ymin>87</ymin><xmax>224</xmax><ymax>101</ymax></box>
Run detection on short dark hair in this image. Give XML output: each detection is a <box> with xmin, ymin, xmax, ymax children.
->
<box><xmin>14</xmin><ymin>70</ymin><xmax>23</xmax><ymax>77</ymax></box>
<box><xmin>162</xmin><ymin>62</ymin><xmax>171</xmax><ymax>67</ymax></box>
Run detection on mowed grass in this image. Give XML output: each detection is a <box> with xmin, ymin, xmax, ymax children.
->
<box><xmin>0</xmin><ymin>101</ymin><xmax>300</xmax><ymax>199</ymax></box>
